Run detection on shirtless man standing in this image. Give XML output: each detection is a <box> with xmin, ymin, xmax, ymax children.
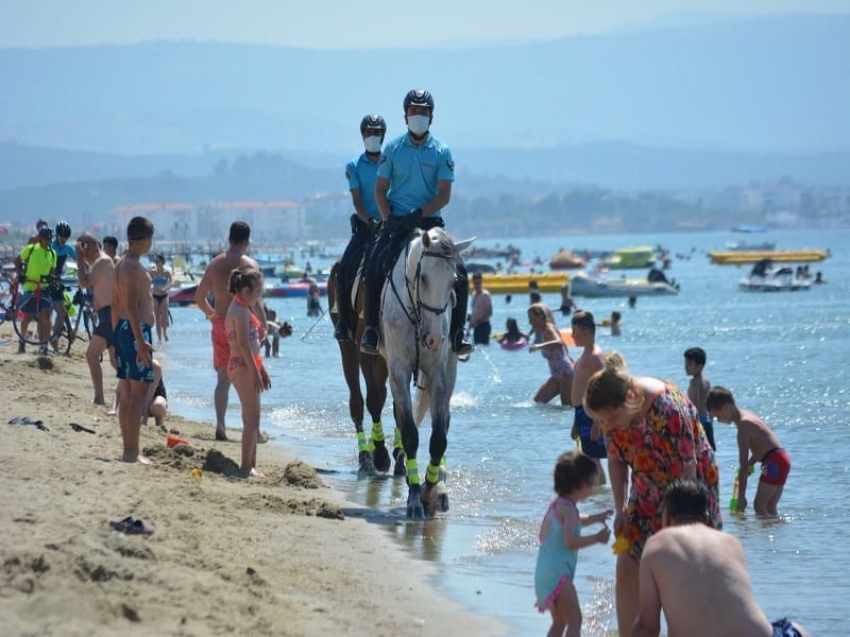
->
<box><xmin>631</xmin><ymin>479</ymin><xmax>810</xmax><ymax>637</ymax></box>
<box><xmin>76</xmin><ymin>232</ymin><xmax>116</xmax><ymax>405</ymax></box>
<box><xmin>570</xmin><ymin>310</ymin><xmax>607</xmax><ymax>484</ymax></box>
<box><xmin>112</xmin><ymin>217</ymin><xmax>156</xmax><ymax>464</ymax></box>
<box><xmin>195</xmin><ymin>221</ymin><xmax>266</xmax><ymax>441</ymax></box>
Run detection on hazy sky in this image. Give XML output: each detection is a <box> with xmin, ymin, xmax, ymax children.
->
<box><xmin>2</xmin><ymin>0</ymin><xmax>849</xmax><ymax>49</ymax></box>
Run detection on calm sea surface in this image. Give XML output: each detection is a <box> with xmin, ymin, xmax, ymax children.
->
<box><xmin>158</xmin><ymin>229</ymin><xmax>849</xmax><ymax>636</ymax></box>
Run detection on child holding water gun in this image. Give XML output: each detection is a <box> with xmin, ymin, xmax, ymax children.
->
<box><xmin>707</xmin><ymin>386</ymin><xmax>790</xmax><ymax>518</ymax></box>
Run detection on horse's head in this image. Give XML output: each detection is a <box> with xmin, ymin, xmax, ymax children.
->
<box><xmin>406</xmin><ymin>228</ymin><xmax>473</xmax><ymax>352</ymax></box>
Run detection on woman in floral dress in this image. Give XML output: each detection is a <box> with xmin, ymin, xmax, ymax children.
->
<box><xmin>584</xmin><ymin>352</ymin><xmax>721</xmax><ymax>637</ymax></box>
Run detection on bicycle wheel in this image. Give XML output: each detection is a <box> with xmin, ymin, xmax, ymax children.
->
<box><xmin>12</xmin><ymin>294</ymin><xmax>54</xmax><ymax>345</ymax></box>
<box><xmin>55</xmin><ymin>315</ymin><xmax>74</xmax><ymax>355</ymax></box>
<box><xmin>0</xmin><ymin>277</ymin><xmax>13</xmax><ymax>326</ymax></box>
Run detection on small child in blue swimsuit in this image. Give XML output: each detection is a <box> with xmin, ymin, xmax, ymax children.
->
<box><xmin>535</xmin><ymin>450</ymin><xmax>612</xmax><ymax>636</ymax></box>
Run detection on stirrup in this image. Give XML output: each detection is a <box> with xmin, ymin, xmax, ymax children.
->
<box><xmin>360</xmin><ymin>327</ymin><xmax>379</xmax><ymax>355</ymax></box>
<box><xmin>452</xmin><ymin>333</ymin><xmax>473</xmax><ymax>357</ymax></box>
<box><xmin>334</xmin><ymin>321</ymin><xmax>351</xmax><ymax>342</ymax></box>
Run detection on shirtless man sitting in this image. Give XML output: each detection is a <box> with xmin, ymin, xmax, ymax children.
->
<box><xmin>76</xmin><ymin>232</ymin><xmax>116</xmax><ymax>405</ymax></box>
<box><xmin>570</xmin><ymin>310</ymin><xmax>607</xmax><ymax>484</ymax></box>
<box><xmin>631</xmin><ymin>479</ymin><xmax>810</xmax><ymax>637</ymax></box>
<box><xmin>195</xmin><ymin>221</ymin><xmax>266</xmax><ymax>441</ymax></box>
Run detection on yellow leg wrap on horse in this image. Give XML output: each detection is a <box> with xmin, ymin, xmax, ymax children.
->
<box><xmin>440</xmin><ymin>457</ymin><xmax>447</xmax><ymax>467</ymax></box>
<box><xmin>371</xmin><ymin>422</ymin><xmax>384</xmax><ymax>442</ymax></box>
<box><xmin>393</xmin><ymin>426</ymin><xmax>403</xmax><ymax>450</ymax></box>
<box><xmin>357</xmin><ymin>431</ymin><xmax>369</xmax><ymax>453</ymax></box>
<box><xmin>425</xmin><ymin>462</ymin><xmax>440</xmax><ymax>485</ymax></box>
<box><xmin>406</xmin><ymin>458</ymin><xmax>420</xmax><ymax>485</ymax></box>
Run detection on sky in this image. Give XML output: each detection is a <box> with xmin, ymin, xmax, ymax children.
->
<box><xmin>2</xmin><ymin>0</ymin><xmax>849</xmax><ymax>49</ymax></box>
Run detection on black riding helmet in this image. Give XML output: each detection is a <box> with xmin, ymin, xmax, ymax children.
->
<box><xmin>403</xmin><ymin>89</ymin><xmax>434</xmax><ymax>112</ymax></box>
<box><xmin>360</xmin><ymin>115</ymin><xmax>387</xmax><ymax>136</ymax></box>
<box><xmin>38</xmin><ymin>225</ymin><xmax>53</xmax><ymax>240</ymax></box>
<box><xmin>55</xmin><ymin>220</ymin><xmax>71</xmax><ymax>239</ymax></box>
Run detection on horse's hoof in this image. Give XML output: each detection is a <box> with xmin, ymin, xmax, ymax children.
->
<box><xmin>358</xmin><ymin>450</ymin><xmax>375</xmax><ymax>475</ymax></box>
<box><xmin>407</xmin><ymin>499</ymin><xmax>425</xmax><ymax>520</ymax></box>
<box><xmin>372</xmin><ymin>442</ymin><xmax>391</xmax><ymax>473</ymax></box>
<box><xmin>392</xmin><ymin>449</ymin><xmax>407</xmax><ymax>479</ymax></box>
<box><xmin>422</xmin><ymin>481</ymin><xmax>449</xmax><ymax>517</ymax></box>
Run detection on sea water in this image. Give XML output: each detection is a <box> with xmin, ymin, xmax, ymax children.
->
<box><xmin>158</xmin><ymin>228</ymin><xmax>849</xmax><ymax>636</ymax></box>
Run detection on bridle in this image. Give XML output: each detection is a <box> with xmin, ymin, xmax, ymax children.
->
<box><xmin>388</xmin><ymin>231</ymin><xmax>457</xmax><ymax>386</ymax></box>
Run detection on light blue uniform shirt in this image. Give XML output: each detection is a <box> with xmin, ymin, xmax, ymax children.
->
<box><xmin>377</xmin><ymin>133</ymin><xmax>455</xmax><ymax>218</ymax></box>
<box><xmin>345</xmin><ymin>154</ymin><xmax>381</xmax><ymax>221</ymax></box>
<box><xmin>52</xmin><ymin>239</ymin><xmax>77</xmax><ymax>275</ymax></box>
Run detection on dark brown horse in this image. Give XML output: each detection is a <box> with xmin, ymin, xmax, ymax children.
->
<box><xmin>327</xmin><ymin>261</ymin><xmax>398</xmax><ymax>475</ymax></box>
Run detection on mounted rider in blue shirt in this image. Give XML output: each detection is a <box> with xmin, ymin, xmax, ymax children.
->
<box><xmin>359</xmin><ymin>89</ymin><xmax>472</xmax><ymax>357</ymax></box>
<box><xmin>333</xmin><ymin>115</ymin><xmax>386</xmax><ymax>342</ymax></box>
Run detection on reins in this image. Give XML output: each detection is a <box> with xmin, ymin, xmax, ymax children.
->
<box><xmin>387</xmin><ymin>230</ymin><xmax>456</xmax><ymax>388</ymax></box>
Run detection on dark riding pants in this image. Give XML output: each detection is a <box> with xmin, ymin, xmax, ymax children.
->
<box><xmin>337</xmin><ymin>215</ymin><xmax>374</xmax><ymax>329</ymax></box>
<box><xmin>363</xmin><ymin>217</ymin><xmax>468</xmax><ymax>343</ymax></box>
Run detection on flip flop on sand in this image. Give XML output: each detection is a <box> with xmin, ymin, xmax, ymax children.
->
<box><xmin>69</xmin><ymin>422</ymin><xmax>96</xmax><ymax>434</ymax></box>
<box><xmin>8</xmin><ymin>416</ymin><xmax>50</xmax><ymax>431</ymax></box>
<box><xmin>109</xmin><ymin>516</ymin><xmax>153</xmax><ymax>535</ymax></box>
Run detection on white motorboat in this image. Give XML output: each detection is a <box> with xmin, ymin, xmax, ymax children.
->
<box><xmin>569</xmin><ymin>272</ymin><xmax>679</xmax><ymax>298</ymax></box>
<box><xmin>738</xmin><ymin>259</ymin><xmax>812</xmax><ymax>292</ymax></box>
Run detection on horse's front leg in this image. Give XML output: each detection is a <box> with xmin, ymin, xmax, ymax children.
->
<box><xmin>422</xmin><ymin>398</ymin><xmax>450</xmax><ymax>516</ymax></box>
<box><xmin>363</xmin><ymin>355</ymin><xmax>391</xmax><ymax>473</ymax></box>
<box><xmin>389</xmin><ymin>370</ymin><xmax>424</xmax><ymax>519</ymax></box>
<box><xmin>338</xmin><ymin>341</ymin><xmax>371</xmax><ymax>473</ymax></box>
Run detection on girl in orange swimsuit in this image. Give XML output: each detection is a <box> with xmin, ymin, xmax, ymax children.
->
<box><xmin>224</xmin><ymin>268</ymin><xmax>271</xmax><ymax>478</ymax></box>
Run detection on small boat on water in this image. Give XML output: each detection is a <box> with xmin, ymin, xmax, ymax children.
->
<box><xmin>738</xmin><ymin>259</ymin><xmax>812</xmax><ymax>292</ymax></box>
<box><xmin>569</xmin><ymin>272</ymin><xmax>679</xmax><ymax>298</ymax></box>
<box><xmin>603</xmin><ymin>246</ymin><xmax>656</xmax><ymax>269</ymax></box>
<box><xmin>265</xmin><ymin>281</ymin><xmax>327</xmax><ymax>298</ymax></box>
<box><xmin>168</xmin><ymin>284</ymin><xmax>199</xmax><ymax>307</ymax></box>
<box><xmin>725</xmin><ymin>240</ymin><xmax>776</xmax><ymax>251</ymax></box>
<box><xmin>709</xmin><ymin>249</ymin><xmax>829</xmax><ymax>264</ymax></box>
<box><xmin>471</xmin><ymin>272</ymin><xmax>569</xmax><ymax>294</ymax></box>
<box><xmin>548</xmin><ymin>249</ymin><xmax>587</xmax><ymax>270</ymax></box>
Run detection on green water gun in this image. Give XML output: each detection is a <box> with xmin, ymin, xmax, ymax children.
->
<box><xmin>729</xmin><ymin>464</ymin><xmax>755</xmax><ymax>512</ymax></box>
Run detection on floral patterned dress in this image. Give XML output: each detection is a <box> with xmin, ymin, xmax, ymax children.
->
<box><xmin>605</xmin><ymin>382</ymin><xmax>722</xmax><ymax>559</ymax></box>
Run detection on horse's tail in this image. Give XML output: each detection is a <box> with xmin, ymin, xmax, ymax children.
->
<box><xmin>413</xmin><ymin>374</ymin><xmax>429</xmax><ymax>427</ymax></box>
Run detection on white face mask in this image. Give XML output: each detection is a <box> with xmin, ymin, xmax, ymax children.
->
<box><xmin>363</xmin><ymin>136</ymin><xmax>382</xmax><ymax>154</ymax></box>
<box><xmin>407</xmin><ymin>114</ymin><xmax>430</xmax><ymax>136</ymax></box>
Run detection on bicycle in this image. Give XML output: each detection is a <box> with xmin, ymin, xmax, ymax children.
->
<box><xmin>11</xmin><ymin>275</ymin><xmax>64</xmax><ymax>349</ymax></box>
<box><xmin>0</xmin><ymin>274</ymin><xmax>16</xmax><ymax>327</ymax></box>
<box><xmin>55</xmin><ymin>287</ymin><xmax>95</xmax><ymax>355</ymax></box>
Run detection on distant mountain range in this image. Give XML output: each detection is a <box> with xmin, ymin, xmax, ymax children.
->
<box><xmin>1</xmin><ymin>14</ymin><xmax>848</xmax><ymax>157</ymax></box>
<box><xmin>1</xmin><ymin>14</ymin><xmax>849</xmax><ymax>234</ymax></box>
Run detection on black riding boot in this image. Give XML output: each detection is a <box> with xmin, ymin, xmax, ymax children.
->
<box><xmin>359</xmin><ymin>279</ymin><xmax>381</xmax><ymax>355</ymax></box>
<box><xmin>451</xmin><ymin>265</ymin><xmax>473</xmax><ymax>356</ymax></box>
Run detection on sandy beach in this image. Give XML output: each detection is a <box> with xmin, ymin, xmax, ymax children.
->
<box><xmin>0</xmin><ymin>343</ymin><xmax>507</xmax><ymax>636</ymax></box>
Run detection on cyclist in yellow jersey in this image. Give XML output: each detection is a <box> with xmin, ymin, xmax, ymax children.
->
<box><xmin>14</xmin><ymin>225</ymin><xmax>58</xmax><ymax>353</ymax></box>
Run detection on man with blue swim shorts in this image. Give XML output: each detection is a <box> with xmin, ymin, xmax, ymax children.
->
<box><xmin>112</xmin><ymin>216</ymin><xmax>156</xmax><ymax>465</ymax></box>
<box><xmin>334</xmin><ymin>115</ymin><xmax>386</xmax><ymax>342</ymax></box>
<box><xmin>569</xmin><ymin>311</ymin><xmax>607</xmax><ymax>484</ymax></box>
<box><xmin>359</xmin><ymin>89</ymin><xmax>472</xmax><ymax>357</ymax></box>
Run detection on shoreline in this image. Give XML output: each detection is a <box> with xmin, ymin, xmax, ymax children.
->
<box><xmin>0</xmin><ymin>343</ymin><xmax>508</xmax><ymax>636</ymax></box>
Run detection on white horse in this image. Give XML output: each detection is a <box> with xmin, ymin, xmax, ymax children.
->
<box><xmin>378</xmin><ymin>227</ymin><xmax>474</xmax><ymax>519</ymax></box>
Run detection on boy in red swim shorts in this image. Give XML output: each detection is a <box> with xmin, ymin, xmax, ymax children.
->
<box><xmin>707</xmin><ymin>386</ymin><xmax>791</xmax><ymax>518</ymax></box>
